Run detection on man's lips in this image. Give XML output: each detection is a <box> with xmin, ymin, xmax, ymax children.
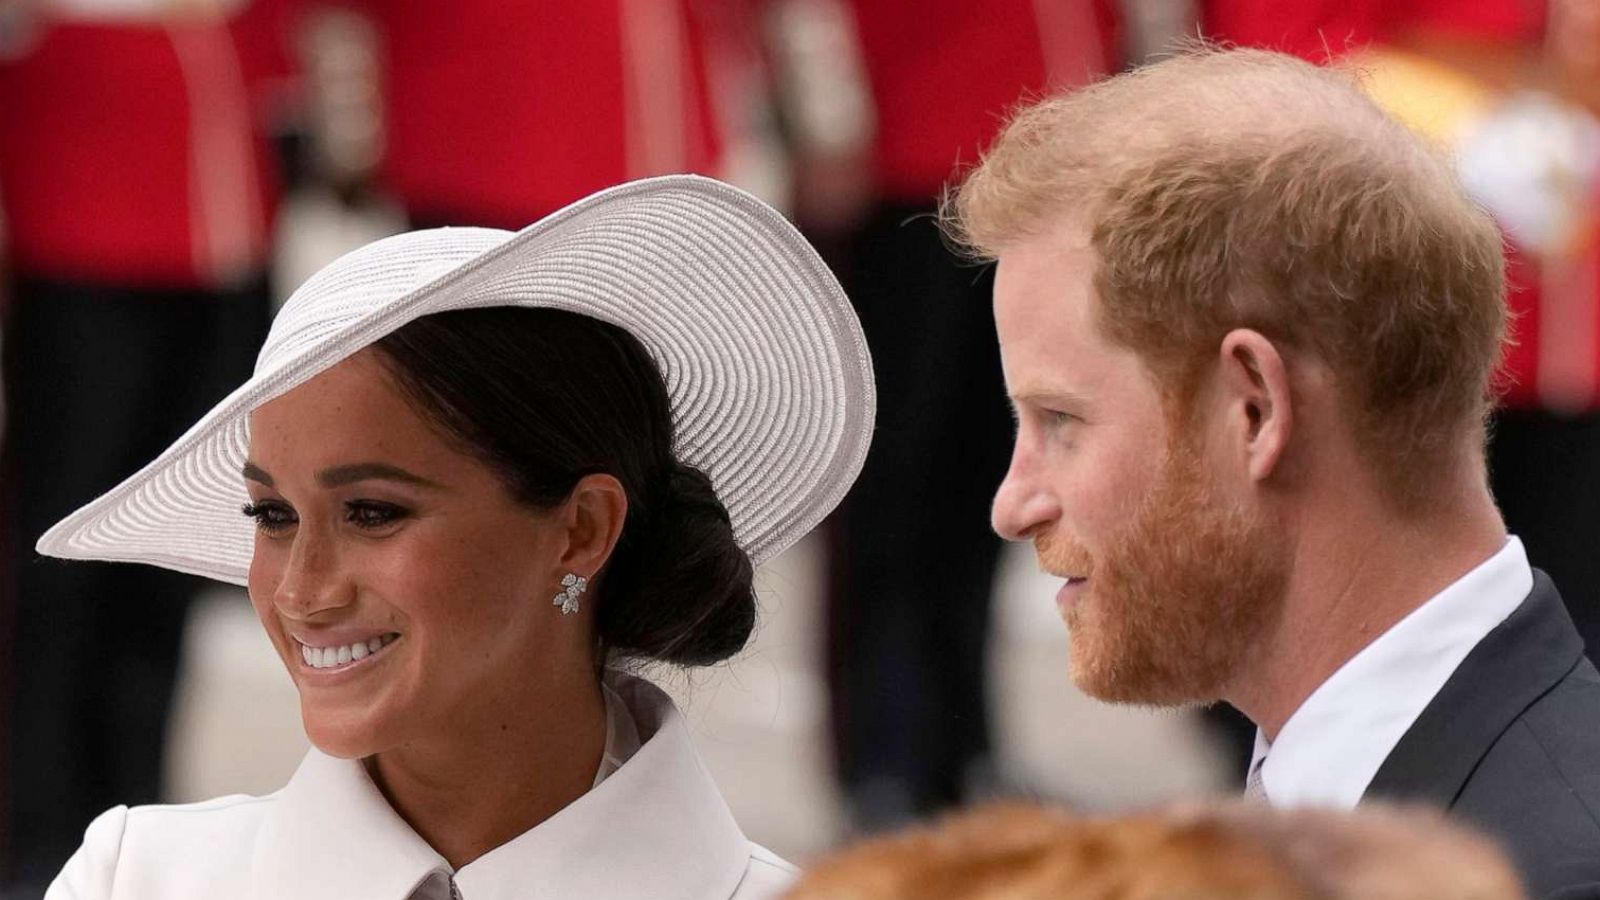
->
<box><xmin>1055</xmin><ymin>577</ymin><xmax>1089</xmax><ymax>614</ymax></box>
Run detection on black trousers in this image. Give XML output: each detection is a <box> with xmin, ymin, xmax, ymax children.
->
<box><xmin>0</xmin><ymin>275</ymin><xmax>269</xmax><ymax>892</ymax></box>
<box><xmin>823</xmin><ymin>205</ymin><xmax>1013</xmax><ymax>829</ymax></box>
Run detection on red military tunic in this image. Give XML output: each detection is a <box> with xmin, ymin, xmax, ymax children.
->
<box><xmin>846</xmin><ymin>0</ymin><xmax>1120</xmax><ymax>201</ymax></box>
<box><xmin>0</xmin><ymin>4</ymin><xmax>289</xmax><ymax>289</ymax></box>
<box><xmin>1199</xmin><ymin>0</ymin><xmax>1545</xmax><ymax>61</ymax></box>
<box><xmin>365</xmin><ymin>0</ymin><xmax>730</xmax><ymax>226</ymax></box>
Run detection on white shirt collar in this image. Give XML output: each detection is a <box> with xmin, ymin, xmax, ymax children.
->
<box><xmin>250</xmin><ymin>674</ymin><xmax>752</xmax><ymax>900</ymax></box>
<box><xmin>1250</xmin><ymin>536</ymin><xmax>1533</xmax><ymax>809</ymax></box>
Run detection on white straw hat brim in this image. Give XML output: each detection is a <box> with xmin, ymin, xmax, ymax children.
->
<box><xmin>36</xmin><ymin>175</ymin><xmax>875</xmax><ymax>584</ymax></box>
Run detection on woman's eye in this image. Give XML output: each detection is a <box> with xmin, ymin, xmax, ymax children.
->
<box><xmin>345</xmin><ymin>501</ymin><xmax>408</xmax><ymax>530</ymax></box>
<box><xmin>241</xmin><ymin>501</ymin><xmax>296</xmax><ymax>535</ymax></box>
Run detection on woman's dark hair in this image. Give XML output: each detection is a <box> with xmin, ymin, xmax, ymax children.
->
<box><xmin>373</xmin><ymin>306</ymin><xmax>755</xmax><ymax>666</ymax></box>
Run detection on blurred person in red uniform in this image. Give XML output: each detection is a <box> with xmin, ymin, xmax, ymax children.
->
<box><xmin>1471</xmin><ymin>0</ymin><xmax>1600</xmax><ymax>672</ymax></box>
<box><xmin>0</xmin><ymin>1</ymin><xmax>287</xmax><ymax>893</ymax></box>
<box><xmin>772</xmin><ymin>0</ymin><xmax>1120</xmax><ymax>832</ymax></box>
<box><xmin>1197</xmin><ymin>0</ymin><xmax>1543</xmax><ymax>66</ymax></box>
<box><xmin>341</xmin><ymin>0</ymin><xmax>740</xmax><ymax>230</ymax></box>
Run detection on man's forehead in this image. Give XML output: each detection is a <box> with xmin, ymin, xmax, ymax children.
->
<box><xmin>995</xmin><ymin>239</ymin><xmax>1097</xmax><ymax>338</ymax></box>
<box><xmin>999</xmin><ymin>326</ymin><xmax>1101</xmax><ymax>403</ymax></box>
<box><xmin>993</xmin><ymin>274</ymin><xmax>1152</xmax><ymax>409</ymax></box>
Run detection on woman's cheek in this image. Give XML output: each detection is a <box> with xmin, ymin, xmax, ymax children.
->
<box><xmin>246</xmin><ymin>547</ymin><xmax>285</xmax><ymax>623</ymax></box>
<box><xmin>360</xmin><ymin>537</ymin><xmax>439</xmax><ymax>613</ymax></box>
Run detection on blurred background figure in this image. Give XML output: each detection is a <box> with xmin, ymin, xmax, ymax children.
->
<box><xmin>0</xmin><ymin>0</ymin><xmax>290</xmax><ymax>894</ymax></box>
<box><xmin>325</xmin><ymin>0</ymin><xmax>755</xmax><ymax>233</ymax></box>
<box><xmin>272</xmin><ymin>0</ymin><xmax>782</xmax><ymax>306</ymax></box>
<box><xmin>1460</xmin><ymin>0</ymin><xmax>1600</xmax><ymax>662</ymax></box>
<box><xmin>1181</xmin><ymin>0</ymin><xmax>1600</xmax><ymax>778</ymax></box>
<box><xmin>767</xmin><ymin>0</ymin><xmax>1122</xmax><ymax>834</ymax></box>
<box><xmin>785</xmin><ymin>801</ymin><xmax>1529</xmax><ymax>900</ymax></box>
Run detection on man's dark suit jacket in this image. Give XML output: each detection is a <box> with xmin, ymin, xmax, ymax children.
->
<box><xmin>1364</xmin><ymin>570</ymin><xmax>1600</xmax><ymax>898</ymax></box>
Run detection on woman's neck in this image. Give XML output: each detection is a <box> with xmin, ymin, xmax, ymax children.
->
<box><xmin>366</xmin><ymin>674</ymin><xmax>609</xmax><ymax>870</ymax></box>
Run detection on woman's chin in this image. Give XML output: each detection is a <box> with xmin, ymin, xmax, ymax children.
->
<box><xmin>300</xmin><ymin>708</ymin><xmax>386</xmax><ymax>760</ymax></box>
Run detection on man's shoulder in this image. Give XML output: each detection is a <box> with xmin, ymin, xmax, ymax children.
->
<box><xmin>1365</xmin><ymin>568</ymin><xmax>1600</xmax><ymax>897</ymax></box>
<box><xmin>1465</xmin><ymin>646</ymin><xmax>1600</xmax><ymax>787</ymax></box>
<box><xmin>1519</xmin><ymin>656</ymin><xmax>1600</xmax><ymax>774</ymax></box>
<box><xmin>1455</xmin><ymin>657</ymin><xmax>1600</xmax><ymax>896</ymax></box>
<box><xmin>1470</xmin><ymin>656</ymin><xmax>1600</xmax><ymax>808</ymax></box>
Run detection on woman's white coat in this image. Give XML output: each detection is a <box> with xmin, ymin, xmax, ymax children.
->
<box><xmin>45</xmin><ymin>676</ymin><xmax>795</xmax><ymax>900</ymax></box>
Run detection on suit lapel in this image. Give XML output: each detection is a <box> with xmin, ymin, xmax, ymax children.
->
<box><xmin>1364</xmin><ymin>570</ymin><xmax>1586</xmax><ymax>806</ymax></box>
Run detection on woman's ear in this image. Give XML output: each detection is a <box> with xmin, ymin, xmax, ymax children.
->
<box><xmin>1218</xmin><ymin>328</ymin><xmax>1293</xmax><ymax>483</ymax></box>
<box><xmin>558</xmin><ymin>473</ymin><xmax>629</xmax><ymax>576</ymax></box>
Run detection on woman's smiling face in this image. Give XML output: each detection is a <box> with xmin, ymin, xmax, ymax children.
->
<box><xmin>244</xmin><ymin>349</ymin><xmax>585</xmax><ymax>759</ymax></box>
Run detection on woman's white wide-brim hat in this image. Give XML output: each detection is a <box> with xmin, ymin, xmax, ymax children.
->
<box><xmin>36</xmin><ymin>175</ymin><xmax>875</xmax><ymax>583</ymax></box>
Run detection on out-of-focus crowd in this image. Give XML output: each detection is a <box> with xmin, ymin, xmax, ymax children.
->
<box><xmin>0</xmin><ymin>0</ymin><xmax>1596</xmax><ymax>897</ymax></box>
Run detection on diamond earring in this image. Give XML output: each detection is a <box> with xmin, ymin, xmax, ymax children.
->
<box><xmin>553</xmin><ymin>573</ymin><xmax>588</xmax><ymax>615</ymax></box>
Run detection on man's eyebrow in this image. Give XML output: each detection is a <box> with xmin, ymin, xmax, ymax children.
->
<box><xmin>1010</xmin><ymin>387</ymin><xmax>1092</xmax><ymax>408</ymax></box>
<box><xmin>317</xmin><ymin>463</ymin><xmax>442</xmax><ymax>490</ymax></box>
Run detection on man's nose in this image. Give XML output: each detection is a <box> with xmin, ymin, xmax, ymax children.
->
<box><xmin>991</xmin><ymin>451</ymin><xmax>1060</xmax><ymax>541</ymax></box>
<box><xmin>273</xmin><ymin>533</ymin><xmax>352</xmax><ymax>619</ymax></box>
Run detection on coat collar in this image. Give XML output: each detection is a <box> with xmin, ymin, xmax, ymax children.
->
<box><xmin>1363</xmin><ymin>569</ymin><xmax>1587</xmax><ymax>806</ymax></box>
<box><xmin>251</xmin><ymin>675</ymin><xmax>752</xmax><ymax>900</ymax></box>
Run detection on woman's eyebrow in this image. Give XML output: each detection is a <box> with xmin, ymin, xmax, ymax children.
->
<box><xmin>239</xmin><ymin>461</ymin><xmax>443</xmax><ymax>490</ymax></box>
<box><xmin>316</xmin><ymin>462</ymin><xmax>442</xmax><ymax>490</ymax></box>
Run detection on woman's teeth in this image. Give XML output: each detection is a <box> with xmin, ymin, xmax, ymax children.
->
<box><xmin>301</xmin><ymin>634</ymin><xmax>398</xmax><ymax>669</ymax></box>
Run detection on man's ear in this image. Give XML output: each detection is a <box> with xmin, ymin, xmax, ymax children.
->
<box><xmin>558</xmin><ymin>473</ymin><xmax>629</xmax><ymax>577</ymax></box>
<box><xmin>1218</xmin><ymin>328</ymin><xmax>1292</xmax><ymax>483</ymax></box>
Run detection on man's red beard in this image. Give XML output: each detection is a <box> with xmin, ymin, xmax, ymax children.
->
<box><xmin>1035</xmin><ymin>431</ymin><xmax>1290</xmax><ymax>706</ymax></box>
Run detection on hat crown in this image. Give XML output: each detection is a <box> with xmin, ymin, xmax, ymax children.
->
<box><xmin>257</xmin><ymin>227</ymin><xmax>513</xmax><ymax>374</ymax></box>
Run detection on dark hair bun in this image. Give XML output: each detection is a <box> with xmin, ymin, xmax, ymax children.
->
<box><xmin>375</xmin><ymin>308</ymin><xmax>756</xmax><ymax>668</ymax></box>
<box><xmin>597</xmin><ymin>461</ymin><xmax>756</xmax><ymax>666</ymax></box>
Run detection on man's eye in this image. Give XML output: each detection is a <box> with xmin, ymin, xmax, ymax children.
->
<box><xmin>345</xmin><ymin>501</ymin><xmax>408</xmax><ymax>530</ymax></box>
<box><xmin>241</xmin><ymin>501</ymin><xmax>296</xmax><ymax>534</ymax></box>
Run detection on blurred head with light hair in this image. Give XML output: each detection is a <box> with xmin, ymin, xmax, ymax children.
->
<box><xmin>786</xmin><ymin>802</ymin><xmax>1527</xmax><ymax>900</ymax></box>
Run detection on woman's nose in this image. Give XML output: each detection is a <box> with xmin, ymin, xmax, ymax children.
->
<box><xmin>991</xmin><ymin>450</ymin><xmax>1060</xmax><ymax>541</ymax></box>
<box><xmin>273</xmin><ymin>534</ymin><xmax>351</xmax><ymax>619</ymax></box>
